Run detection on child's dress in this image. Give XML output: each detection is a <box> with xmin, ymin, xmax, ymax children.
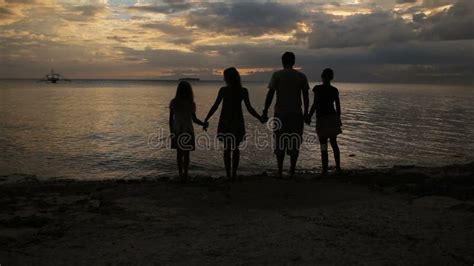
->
<box><xmin>170</xmin><ymin>99</ymin><xmax>196</xmax><ymax>151</ymax></box>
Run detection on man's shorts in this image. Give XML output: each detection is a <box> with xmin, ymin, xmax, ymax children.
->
<box><xmin>273</xmin><ymin>112</ymin><xmax>304</xmax><ymax>156</ymax></box>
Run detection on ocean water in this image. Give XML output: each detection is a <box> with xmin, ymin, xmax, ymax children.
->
<box><xmin>1</xmin><ymin>79</ymin><xmax>473</xmax><ymax>180</ymax></box>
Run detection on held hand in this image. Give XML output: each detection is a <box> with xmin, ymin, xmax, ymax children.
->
<box><xmin>203</xmin><ymin>121</ymin><xmax>209</xmax><ymax>131</ymax></box>
<box><xmin>259</xmin><ymin>115</ymin><xmax>267</xmax><ymax>124</ymax></box>
<box><xmin>261</xmin><ymin>112</ymin><xmax>269</xmax><ymax>124</ymax></box>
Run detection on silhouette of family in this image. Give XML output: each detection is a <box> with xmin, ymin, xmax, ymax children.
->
<box><xmin>169</xmin><ymin>52</ymin><xmax>342</xmax><ymax>181</ymax></box>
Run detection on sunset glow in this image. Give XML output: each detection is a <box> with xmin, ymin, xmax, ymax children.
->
<box><xmin>0</xmin><ymin>0</ymin><xmax>472</xmax><ymax>83</ymax></box>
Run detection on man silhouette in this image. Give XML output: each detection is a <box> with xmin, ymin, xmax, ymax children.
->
<box><xmin>262</xmin><ymin>52</ymin><xmax>310</xmax><ymax>178</ymax></box>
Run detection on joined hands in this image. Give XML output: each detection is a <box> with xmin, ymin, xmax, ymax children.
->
<box><xmin>304</xmin><ymin>113</ymin><xmax>312</xmax><ymax>125</ymax></box>
<box><xmin>260</xmin><ymin>111</ymin><xmax>269</xmax><ymax>124</ymax></box>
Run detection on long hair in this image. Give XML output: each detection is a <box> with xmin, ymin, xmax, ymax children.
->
<box><xmin>223</xmin><ymin>67</ymin><xmax>242</xmax><ymax>89</ymax></box>
<box><xmin>173</xmin><ymin>81</ymin><xmax>194</xmax><ymax>107</ymax></box>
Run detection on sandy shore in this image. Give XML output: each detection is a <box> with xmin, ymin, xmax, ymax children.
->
<box><xmin>1</xmin><ymin>163</ymin><xmax>473</xmax><ymax>265</ymax></box>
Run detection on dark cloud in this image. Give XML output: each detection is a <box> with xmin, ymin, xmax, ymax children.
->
<box><xmin>168</xmin><ymin>37</ymin><xmax>195</xmax><ymax>45</ymax></box>
<box><xmin>141</xmin><ymin>22</ymin><xmax>192</xmax><ymax>35</ymax></box>
<box><xmin>4</xmin><ymin>0</ymin><xmax>38</xmax><ymax>4</ymax></box>
<box><xmin>0</xmin><ymin>5</ymin><xmax>22</xmax><ymax>25</ymax></box>
<box><xmin>307</xmin><ymin>0</ymin><xmax>473</xmax><ymax>49</ymax></box>
<box><xmin>308</xmin><ymin>11</ymin><xmax>415</xmax><ymax>48</ymax></box>
<box><xmin>191</xmin><ymin>39</ymin><xmax>473</xmax><ymax>84</ymax></box>
<box><xmin>193</xmin><ymin>43</ymin><xmax>281</xmax><ymax>68</ymax></box>
<box><xmin>401</xmin><ymin>0</ymin><xmax>452</xmax><ymax>15</ymax></box>
<box><xmin>194</xmin><ymin>40</ymin><xmax>473</xmax><ymax>68</ymax></box>
<box><xmin>368</xmin><ymin>40</ymin><xmax>474</xmax><ymax>65</ymax></box>
<box><xmin>303</xmin><ymin>40</ymin><xmax>473</xmax><ymax>84</ymax></box>
<box><xmin>186</xmin><ymin>2</ymin><xmax>306</xmax><ymax>36</ymax></box>
<box><xmin>107</xmin><ymin>35</ymin><xmax>128</xmax><ymax>42</ymax></box>
<box><xmin>418</xmin><ymin>0</ymin><xmax>474</xmax><ymax>41</ymax></box>
<box><xmin>60</xmin><ymin>5</ymin><xmax>108</xmax><ymax>21</ymax></box>
<box><xmin>69</xmin><ymin>5</ymin><xmax>107</xmax><ymax>18</ymax></box>
<box><xmin>412</xmin><ymin>12</ymin><xmax>426</xmax><ymax>23</ymax></box>
<box><xmin>128</xmin><ymin>0</ymin><xmax>192</xmax><ymax>15</ymax></box>
<box><xmin>141</xmin><ymin>22</ymin><xmax>197</xmax><ymax>45</ymax></box>
<box><xmin>120</xmin><ymin>47</ymin><xmax>215</xmax><ymax>68</ymax></box>
<box><xmin>0</xmin><ymin>6</ymin><xmax>16</xmax><ymax>17</ymax></box>
<box><xmin>396</xmin><ymin>0</ymin><xmax>417</xmax><ymax>3</ymax></box>
<box><xmin>419</xmin><ymin>0</ymin><xmax>454</xmax><ymax>8</ymax></box>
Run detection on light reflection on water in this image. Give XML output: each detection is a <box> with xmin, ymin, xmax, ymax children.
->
<box><xmin>1</xmin><ymin>80</ymin><xmax>473</xmax><ymax>179</ymax></box>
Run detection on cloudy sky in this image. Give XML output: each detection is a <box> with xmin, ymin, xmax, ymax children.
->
<box><xmin>0</xmin><ymin>0</ymin><xmax>473</xmax><ymax>83</ymax></box>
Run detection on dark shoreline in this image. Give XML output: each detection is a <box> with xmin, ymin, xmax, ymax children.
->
<box><xmin>2</xmin><ymin>162</ymin><xmax>473</xmax><ymax>200</ymax></box>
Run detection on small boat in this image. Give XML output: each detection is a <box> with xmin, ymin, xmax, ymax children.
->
<box><xmin>178</xmin><ymin>77</ymin><xmax>200</xmax><ymax>82</ymax></box>
<box><xmin>38</xmin><ymin>70</ymin><xmax>71</xmax><ymax>83</ymax></box>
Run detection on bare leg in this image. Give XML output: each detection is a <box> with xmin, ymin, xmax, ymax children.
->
<box><xmin>177</xmin><ymin>149</ymin><xmax>183</xmax><ymax>178</ymax></box>
<box><xmin>232</xmin><ymin>148</ymin><xmax>240</xmax><ymax>180</ymax></box>
<box><xmin>183</xmin><ymin>151</ymin><xmax>190</xmax><ymax>181</ymax></box>
<box><xmin>289</xmin><ymin>153</ymin><xmax>299</xmax><ymax>178</ymax></box>
<box><xmin>223</xmin><ymin>147</ymin><xmax>231</xmax><ymax>179</ymax></box>
<box><xmin>330</xmin><ymin>137</ymin><xmax>340</xmax><ymax>171</ymax></box>
<box><xmin>276</xmin><ymin>153</ymin><xmax>284</xmax><ymax>178</ymax></box>
<box><xmin>319</xmin><ymin>138</ymin><xmax>329</xmax><ymax>175</ymax></box>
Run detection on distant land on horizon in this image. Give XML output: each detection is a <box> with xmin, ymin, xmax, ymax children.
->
<box><xmin>0</xmin><ymin>77</ymin><xmax>472</xmax><ymax>86</ymax></box>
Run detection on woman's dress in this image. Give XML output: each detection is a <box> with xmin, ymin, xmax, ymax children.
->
<box><xmin>217</xmin><ymin>86</ymin><xmax>248</xmax><ymax>147</ymax></box>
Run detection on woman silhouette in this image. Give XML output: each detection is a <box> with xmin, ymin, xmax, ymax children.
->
<box><xmin>204</xmin><ymin>67</ymin><xmax>263</xmax><ymax>180</ymax></box>
<box><xmin>306</xmin><ymin>68</ymin><xmax>342</xmax><ymax>175</ymax></box>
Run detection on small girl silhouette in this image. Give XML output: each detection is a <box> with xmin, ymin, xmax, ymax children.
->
<box><xmin>169</xmin><ymin>81</ymin><xmax>208</xmax><ymax>181</ymax></box>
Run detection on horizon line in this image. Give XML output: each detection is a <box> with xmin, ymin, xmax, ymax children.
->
<box><xmin>0</xmin><ymin>78</ymin><xmax>473</xmax><ymax>86</ymax></box>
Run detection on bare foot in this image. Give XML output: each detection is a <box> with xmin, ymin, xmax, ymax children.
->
<box><xmin>289</xmin><ymin>170</ymin><xmax>297</xmax><ymax>181</ymax></box>
<box><xmin>275</xmin><ymin>171</ymin><xmax>283</xmax><ymax>179</ymax></box>
<box><xmin>231</xmin><ymin>173</ymin><xmax>239</xmax><ymax>182</ymax></box>
<box><xmin>321</xmin><ymin>170</ymin><xmax>328</xmax><ymax>177</ymax></box>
